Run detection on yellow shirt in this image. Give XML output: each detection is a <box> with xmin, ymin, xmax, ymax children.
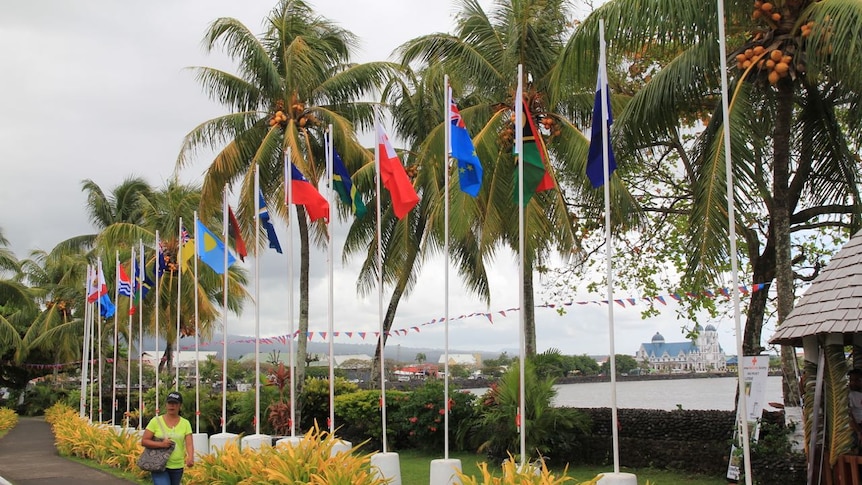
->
<box><xmin>146</xmin><ymin>415</ymin><xmax>192</xmax><ymax>469</ymax></box>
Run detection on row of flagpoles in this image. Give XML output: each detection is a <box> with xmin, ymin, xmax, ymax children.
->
<box><xmin>75</xmin><ymin>15</ymin><xmax>751</xmax><ymax>479</ymax></box>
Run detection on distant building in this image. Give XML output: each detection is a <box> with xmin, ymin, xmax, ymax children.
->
<box><xmin>142</xmin><ymin>351</ymin><xmax>218</xmax><ymax>370</ymax></box>
<box><xmin>635</xmin><ymin>325</ymin><xmax>727</xmax><ymax>373</ymax></box>
<box><xmin>438</xmin><ymin>353</ymin><xmax>482</xmax><ymax>368</ymax></box>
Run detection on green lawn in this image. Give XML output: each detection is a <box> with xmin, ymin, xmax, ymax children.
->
<box><xmin>397</xmin><ymin>449</ymin><xmax>728</xmax><ymax>485</ymax></box>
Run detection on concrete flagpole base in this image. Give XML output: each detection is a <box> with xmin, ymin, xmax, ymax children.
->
<box><xmin>209</xmin><ymin>432</ymin><xmax>239</xmax><ymax>454</ymax></box>
<box><xmin>330</xmin><ymin>439</ymin><xmax>352</xmax><ymax>456</ymax></box>
<box><xmin>275</xmin><ymin>436</ymin><xmax>303</xmax><ymax>448</ymax></box>
<box><xmin>371</xmin><ymin>452</ymin><xmax>402</xmax><ymax>485</ymax></box>
<box><xmin>597</xmin><ymin>472</ymin><xmax>637</xmax><ymax>485</ymax></box>
<box><xmin>241</xmin><ymin>433</ymin><xmax>271</xmax><ymax>451</ymax></box>
<box><xmin>429</xmin><ymin>458</ymin><xmax>462</xmax><ymax>485</ymax></box>
<box><xmin>192</xmin><ymin>433</ymin><xmax>209</xmax><ymax>461</ymax></box>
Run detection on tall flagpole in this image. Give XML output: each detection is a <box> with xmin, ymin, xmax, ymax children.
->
<box><xmin>443</xmin><ymin>77</ymin><xmax>452</xmax><ymax>459</ymax></box>
<box><xmin>375</xmin><ymin>113</ymin><xmax>389</xmax><ymax>453</ymax></box>
<box><xmin>126</xmin><ymin>248</ymin><xmax>135</xmax><ymax>424</ymax></box>
<box><xmin>221</xmin><ymin>188</ymin><xmax>229</xmax><ymax>434</ymax></box>
<box><xmin>138</xmin><ymin>240</ymin><xmax>144</xmax><ymax>429</ymax></box>
<box><xmin>285</xmin><ymin>147</ymin><xmax>297</xmax><ymax>437</ymax></box>
<box><xmin>326</xmin><ymin>127</ymin><xmax>336</xmax><ymax>433</ymax></box>
<box><xmin>254</xmin><ymin>166</ymin><xmax>262</xmax><ymax>435</ymax></box>
<box><xmin>176</xmin><ymin>218</ymin><xmax>183</xmax><ymax>391</ymax></box>
<box><xmin>97</xmin><ymin>258</ymin><xmax>105</xmax><ymax>422</ymax></box>
<box><xmin>193</xmin><ymin>212</ymin><xmax>201</xmax><ymax>433</ymax></box>
<box><xmin>716</xmin><ymin>1</ymin><xmax>753</xmax><ymax>483</ymax></box>
<box><xmin>154</xmin><ymin>231</ymin><xmax>161</xmax><ymax>415</ymax></box>
<box><xmin>79</xmin><ymin>266</ymin><xmax>92</xmax><ymax>417</ymax></box>
<box><xmin>515</xmin><ymin>64</ymin><xmax>527</xmax><ymax>466</ymax></box>
<box><xmin>112</xmin><ymin>251</ymin><xmax>121</xmax><ymax>424</ymax></box>
<box><xmin>598</xmin><ymin>21</ymin><xmax>621</xmax><ymax>473</ymax></box>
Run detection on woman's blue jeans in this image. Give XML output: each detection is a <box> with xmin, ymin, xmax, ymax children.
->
<box><xmin>151</xmin><ymin>467</ymin><xmax>183</xmax><ymax>485</ymax></box>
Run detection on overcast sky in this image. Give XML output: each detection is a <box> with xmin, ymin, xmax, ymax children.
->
<box><xmin>0</xmin><ymin>0</ymin><xmax>753</xmax><ymax>359</ymax></box>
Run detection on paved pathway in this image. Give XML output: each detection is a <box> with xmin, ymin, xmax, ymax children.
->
<box><xmin>0</xmin><ymin>416</ymin><xmax>136</xmax><ymax>485</ymax></box>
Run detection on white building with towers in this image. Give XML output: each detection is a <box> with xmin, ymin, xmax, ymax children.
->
<box><xmin>635</xmin><ymin>324</ymin><xmax>727</xmax><ymax>373</ymax></box>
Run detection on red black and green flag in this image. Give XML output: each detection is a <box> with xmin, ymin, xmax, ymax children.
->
<box><xmin>514</xmin><ymin>98</ymin><xmax>554</xmax><ymax>206</ymax></box>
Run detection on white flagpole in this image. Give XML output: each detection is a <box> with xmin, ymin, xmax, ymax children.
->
<box><xmin>79</xmin><ymin>266</ymin><xmax>92</xmax><ymax>417</ymax></box>
<box><xmin>176</xmin><ymin>218</ymin><xmax>183</xmax><ymax>391</ymax></box>
<box><xmin>193</xmin><ymin>212</ymin><xmax>201</xmax><ymax>433</ymax></box>
<box><xmin>126</xmin><ymin>248</ymin><xmax>135</xmax><ymax>425</ymax></box>
<box><xmin>515</xmin><ymin>64</ymin><xmax>527</xmax><ymax>467</ymax></box>
<box><xmin>97</xmin><ymin>258</ymin><xmax>105</xmax><ymax>422</ymax></box>
<box><xmin>221</xmin><ymin>188</ymin><xmax>229</xmax><ymax>434</ymax></box>
<box><xmin>598</xmin><ymin>20</ymin><xmax>621</xmax><ymax>473</ymax></box>
<box><xmin>112</xmin><ymin>251</ymin><xmax>120</xmax><ymax>424</ymax></box>
<box><xmin>285</xmin><ymin>147</ymin><xmax>297</xmax><ymax>437</ymax></box>
<box><xmin>255</xmin><ymin>165</ymin><xmax>262</xmax><ymax>435</ymax></box>
<box><xmin>90</xmin><ymin>295</ymin><xmax>95</xmax><ymax>422</ymax></box>
<box><xmin>716</xmin><ymin>1</ymin><xmax>753</xmax><ymax>482</ymax></box>
<box><xmin>375</xmin><ymin>113</ymin><xmax>389</xmax><ymax>453</ymax></box>
<box><xmin>443</xmin><ymin>77</ymin><xmax>453</xmax><ymax>459</ymax></box>
<box><xmin>326</xmin><ymin>127</ymin><xmax>336</xmax><ymax>433</ymax></box>
<box><xmin>138</xmin><ymin>240</ymin><xmax>144</xmax><ymax>429</ymax></box>
<box><xmin>155</xmin><ymin>231</ymin><xmax>161</xmax><ymax>415</ymax></box>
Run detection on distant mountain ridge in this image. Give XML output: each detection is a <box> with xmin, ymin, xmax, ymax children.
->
<box><xmin>143</xmin><ymin>334</ymin><xmax>503</xmax><ymax>363</ymax></box>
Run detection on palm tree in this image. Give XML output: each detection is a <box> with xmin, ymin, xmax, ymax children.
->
<box><xmin>0</xmin><ymin>228</ymin><xmax>34</xmax><ymax>374</ymax></box>
<box><xmin>176</xmin><ymin>0</ymin><xmax>396</xmax><ymax>432</ymax></box>
<box><xmin>393</xmin><ymin>0</ymin><xmax>641</xmax><ymax>356</ymax></box>
<box><xmin>560</xmin><ymin>0</ymin><xmax>862</xmax><ymax>411</ymax></box>
<box><xmin>98</xmin><ymin>179</ymin><xmax>249</xmax><ymax>375</ymax></box>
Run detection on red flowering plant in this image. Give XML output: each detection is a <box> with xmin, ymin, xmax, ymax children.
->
<box><xmin>392</xmin><ymin>380</ymin><xmax>477</xmax><ymax>451</ymax></box>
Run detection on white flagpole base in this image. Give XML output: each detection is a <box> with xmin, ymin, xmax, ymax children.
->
<box><xmin>241</xmin><ymin>433</ymin><xmax>271</xmax><ymax>451</ymax></box>
<box><xmin>330</xmin><ymin>439</ymin><xmax>352</xmax><ymax>456</ymax></box>
<box><xmin>192</xmin><ymin>433</ymin><xmax>209</xmax><ymax>461</ymax></box>
<box><xmin>371</xmin><ymin>452</ymin><xmax>402</xmax><ymax>485</ymax></box>
<box><xmin>275</xmin><ymin>436</ymin><xmax>303</xmax><ymax>448</ymax></box>
<box><xmin>430</xmin><ymin>458</ymin><xmax>462</xmax><ymax>485</ymax></box>
<box><xmin>209</xmin><ymin>432</ymin><xmax>239</xmax><ymax>454</ymax></box>
<box><xmin>597</xmin><ymin>472</ymin><xmax>637</xmax><ymax>485</ymax></box>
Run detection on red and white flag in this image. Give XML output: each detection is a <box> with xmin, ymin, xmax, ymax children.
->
<box><xmin>376</xmin><ymin>122</ymin><xmax>419</xmax><ymax>219</ymax></box>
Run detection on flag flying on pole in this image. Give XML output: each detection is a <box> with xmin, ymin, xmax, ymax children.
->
<box><xmin>288</xmin><ymin>163</ymin><xmax>330</xmax><ymax>222</ymax></box>
<box><xmin>514</xmin><ymin>97</ymin><xmax>554</xmax><ymax>205</ymax></box>
<box><xmin>156</xmin><ymin>242</ymin><xmax>168</xmax><ymax>278</ymax></box>
<box><xmin>586</xmin><ymin>59</ymin><xmax>617</xmax><ymax>188</ymax></box>
<box><xmin>332</xmin><ymin>149</ymin><xmax>367</xmax><ymax>218</ymax></box>
<box><xmin>227</xmin><ymin>206</ymin><xmax>248</xmax><ymax>261</ymax></box>
<box><xmin>376</xmin><ymin>122</ymin><xmax>419</xmax><ymax>219</ymax></box>
<box><xmin>449</xmin><ymin>91</ymin><xmax>483</xmax><ymax>197</ymax></box>
<box><xmin>179</xmin><ymin>226</ymin><xmax>195</xmax><ymax>271</ymax></box>
<box><xmin>96</xmin><ymin>260</ymin><xmax>115</xmax><ymax>318</ymax></box>
<box><xmin>131</xmin><ymin>260</ymin><xmax>154</xmax><ymax>315</ymax></box>
<box><xmin>118</xmin><ymin>264</ymin><xmax>132</xmax><ymax>297</ymax></box>
<box><xmin>86</xmin><ymin>266</ymin><xmax>99</xmax><ymax>303</ymax></box>
<box><xmin>195</xmin><ymin>219</ymin><xmax>236</xmax><ymax>274</ymax></box>
<box><xmin>258</xmin><ymin>191</ymin><xmax>282</xmax><ymax>253</ymax></box>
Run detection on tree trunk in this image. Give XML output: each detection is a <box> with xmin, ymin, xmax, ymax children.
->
<box><xmin>772</xmin><ymin>81</ymin><xmax>799</xmax><ymax>406</ymax></box>
<box><xmin>295</xmin><ymin>206</ymin><xmax>310</xmax><ymax>434</ymax></box>
<box><xmin>370</xmin><ymin>256</ymin><xmax>413</xmax><ymax>386</ymax></box>
<box><xmin>743</xmin><ymin>233</ymin><xmax>774</xmax><ymax>356</ymax></box>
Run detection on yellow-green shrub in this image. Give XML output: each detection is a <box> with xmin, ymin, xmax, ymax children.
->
<box><xmin>456</xmin><ymin>455</ymin><xmax>602</xmax><ymax>485</ymax></box>
<box><xmin>46</xmin><ymin>403</ymin><xmax>147</xmax><ymax>480</ymax></box>
<box><xmin>0</xmin><ymin>408</ymin><xmax>17</xmax><ymax>433</ymax></box>
<box><xmin>184</xmin><ymin>425</ymin><xmax>386</xmax><ymax>484</ymax></box>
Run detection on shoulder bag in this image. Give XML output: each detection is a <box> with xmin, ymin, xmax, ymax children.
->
<box><xmin>136</xmin><ymin>416</ymin><xmax>176</xmax><ymax>472</ymax></box>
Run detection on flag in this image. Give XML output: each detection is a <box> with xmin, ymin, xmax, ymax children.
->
<box><xmin>86</xmin><ymin>266</ymin><xmax>99</xmax><ymax>303</ymax></box>
<box><xmin>118</xmin><ymin>264</ymin><xmax>132</xmax><ymax>297</ymax></box>
<box><xmin>156</xmin><ymin>242</ymin><xmax>168</xmax><ymax>278</ymax></box>
<box><xmin>195</xmin><ymin>220</ymin><xmax>236</xmax><ymax>274</ymax></box>
<box><xmin>227</xmin><ymin>206</ymin><xmax>248</xmax><ymax>262</ymax></box>
<box><xmin>376</xmin><ymin>122</ymin><xmax>419</xmax><ymax>218</ymax></box>
<box><xmin>259</xmin><ymin>192</ymin><xmax>282</xmax><ymax>253</ymax></box>
<box><xmin>332</xmin><ymin>149</ymin><xmax>367</xmax><ymax>218</ymax></box>
<box><xmin>449</xmin><ymin>91</ymin><xmax>483</xmax><ymax>197</ymax></box>
<box><xmin>95</xmin><ymin>260</ymin><xmax>114</xmax><ymax>318</ymax></box>
<box><xmin>514</xmin><ymin>97</ymin><xmax>554</xmax><ymax>206</ymax></box>
<box><xmin>131</xmin><ymin>261</ymin><xmax>154</xmax><ymax>315</ymax></box>
<box><xmin>586</xmin><ymin>59</ymin><xmax>617</xmax><ymax>188</ymax></box>
<box><xmin>179</xmin><ymin>226</ymin><xmax>195</xmax><ymax>271</ymax></box>
<box><xmin>288</xmin><ymin>164</ymin><xmax>330</xmax><ymax>222</ymax></box>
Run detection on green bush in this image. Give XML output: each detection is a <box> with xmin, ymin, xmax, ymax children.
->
<box><xmin>334</xmin><ymin>389</ymin><xmax>407</xmax><ymax>450</ymax></box>
<box><xmin>390</xmin><ymin>380</ymin><xmax>477</xmax><ymax>451</ymax></box>
<box><xmin>299</xmin><ymin>376</ymin><xmax>359</xmax><ymax>431</ymax></box>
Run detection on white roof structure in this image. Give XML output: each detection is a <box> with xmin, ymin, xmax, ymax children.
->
<box><xmin>438</xmin><ymin>353</ymin><xmax>481</xmax><ymax>367</ymax></box>
<box><xmin>770</xmin><ymin>229</ymin><xmax>862</xmax><ymax>346</ymax></box>
<box><xmin>141</xmin><ymin>350</ymin><xmax>218</xmax><ymax>368</ymax></box>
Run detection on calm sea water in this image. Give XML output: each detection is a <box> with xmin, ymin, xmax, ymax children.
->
<box><xmin>469</xmin><ymin>375</ymin><xmax>785</xmax><ymax>411</ymax></box>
